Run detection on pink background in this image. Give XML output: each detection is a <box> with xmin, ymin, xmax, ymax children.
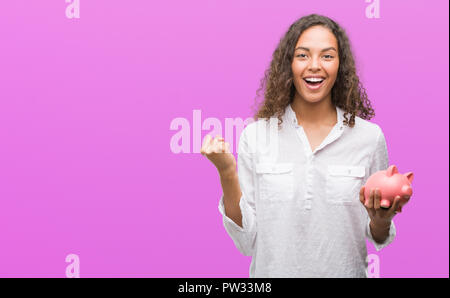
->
<box><xmin>0</xmin><ymin>0</ymin><xmax>448</xmax><ymax>277</ymax></box>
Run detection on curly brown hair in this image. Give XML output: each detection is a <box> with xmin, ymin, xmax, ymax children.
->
<box><xmin>251</xmin><ymin>14</ymin><xmax>375</xmax><ymax>129</ymax></box>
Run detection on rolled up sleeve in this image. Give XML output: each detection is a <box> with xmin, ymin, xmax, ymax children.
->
<box><xmin>217</xmin><ymin>127</ymin><xmax>257</xmax><ymax>257</ymax></box>
<box><xmin>365</xmin><ymin>125</ymin><xmax>397</xmax><ymax>251</ymax></box>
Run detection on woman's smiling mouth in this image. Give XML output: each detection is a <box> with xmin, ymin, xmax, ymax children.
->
<box><xmin>303</xmin><ymin>77</ymin><xmax>326</xmax><ymax>90</ymax></box>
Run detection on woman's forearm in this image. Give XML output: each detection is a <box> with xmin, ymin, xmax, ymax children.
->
<box><xmin>219</xmin><ymin>166</ymin><xmax>243</xmax><ymax>228</ymax></box>
<box><xmin>369</xmin><ymin>219</ymin><xmax>391</xmax><ymax>244</ymax></box>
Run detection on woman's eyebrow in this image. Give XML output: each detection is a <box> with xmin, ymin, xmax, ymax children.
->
<box><xmin>295</xmin><ymin>46</ymin><xmax>337</xmax><ymax>52</ymax></box>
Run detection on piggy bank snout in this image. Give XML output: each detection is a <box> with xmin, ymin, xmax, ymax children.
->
<box><xmin>401</xmin><ymin>184</ymin><xmax>413</xmax><ymax>196</ymax></box>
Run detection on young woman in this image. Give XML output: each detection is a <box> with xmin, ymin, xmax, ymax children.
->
<box><xmin>201</xmin><ymin>14</ymin><xmax>410</xmax><ymax>278</ymax></box>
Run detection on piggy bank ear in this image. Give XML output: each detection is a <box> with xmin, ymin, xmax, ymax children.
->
<box><xmin>386</xmin><ymin>165</ymin><xmax>398</xmax><ymax>177</ymax></box>
<box><xmin>404</xmin><ymin>172</ymin><xmax>414</xmax><ymax>183</ymax></box>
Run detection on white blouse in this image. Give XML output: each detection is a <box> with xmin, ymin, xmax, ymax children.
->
<box><xmin>218</xmin><ymin>103</ymin><xmax>396</xmax><ymax>278</ymax></box>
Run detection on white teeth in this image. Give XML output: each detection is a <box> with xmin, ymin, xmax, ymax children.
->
<box><xmin>304</xmin><ymin>77</ymin><xmax>324</xmax><ymax>83</ymax></box>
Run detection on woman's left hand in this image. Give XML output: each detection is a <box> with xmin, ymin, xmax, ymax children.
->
<box><xmin>359</xmin><ymin>186</ymin><xmax>410</xmax><ymax>226</ymax></box>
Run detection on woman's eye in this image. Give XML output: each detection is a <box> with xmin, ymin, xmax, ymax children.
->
<box><xmin>296</xmin><ymin>54</ymin><xmax>333</xmax><ymax>59</ymax></box>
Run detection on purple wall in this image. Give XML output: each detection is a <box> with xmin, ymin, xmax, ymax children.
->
<box><xmin>0</xmin><ymin>0</ymin><xmax>448</xmax><ymax>277</ymax></box>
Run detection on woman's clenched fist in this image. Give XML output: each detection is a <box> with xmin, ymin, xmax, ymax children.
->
<box><xmin>200</xmin><ymin>134</ymin><xmax>236</xmax><ymax>174</ymax></box>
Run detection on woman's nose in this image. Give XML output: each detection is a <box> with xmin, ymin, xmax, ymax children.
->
<box><xmin>308</xmin><ymin>56</ymin><xmax>321</xmax><ymax>70</ymax></box>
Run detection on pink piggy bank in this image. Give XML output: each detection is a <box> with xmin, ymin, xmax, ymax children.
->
<box><xmin>364</xmin><ymin>165</ymin><xmax>413</xmax><ymax>212</ymax></box>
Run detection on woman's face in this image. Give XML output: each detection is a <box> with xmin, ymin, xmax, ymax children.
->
<box><xmin>291</xmin><ymin>25</ymin><xmax>339</xmax><ymax>104</ymax></box>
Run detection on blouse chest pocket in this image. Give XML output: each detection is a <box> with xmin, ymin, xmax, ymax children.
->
<box><xmin>255</xmin><ymin>162</ymin><xmax>295</xmax><ymax>203</ymax></box>
<box><xmin>326</xmin><ymin>165</ymin><xmax>366</xmax><ymax>205</ymax></box>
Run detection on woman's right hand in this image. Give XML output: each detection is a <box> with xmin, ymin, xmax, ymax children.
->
<box><xmin>200</xmin><ymin>134</ymin><xmax>236</xmax><ymax>175</ymax></box>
